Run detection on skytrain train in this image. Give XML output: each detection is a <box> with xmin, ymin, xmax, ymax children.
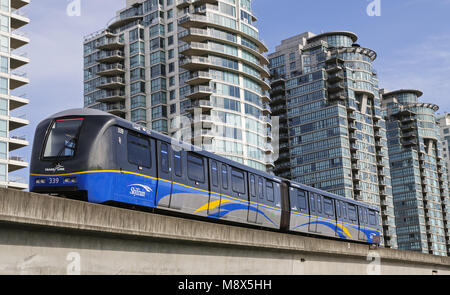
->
<box><xmin>30</xmin><ymin>109</ymin><xmax>381</xmax><ymax>245</ymax></box>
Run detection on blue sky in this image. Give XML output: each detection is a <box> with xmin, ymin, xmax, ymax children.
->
<box><xmin>13</xmin><ymin>0</ymin><xmax>450</xmax><ymax>182</ymax></box>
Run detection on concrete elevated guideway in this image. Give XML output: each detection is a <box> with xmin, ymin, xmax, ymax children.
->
<box><xmin>0</xmin><ymin>188</ymin><xmax>449</xmax><ymax>275</ymax></box>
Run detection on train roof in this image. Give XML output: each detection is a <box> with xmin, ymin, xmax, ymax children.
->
<box><xmin>45</xmin><ymin>108</ymin><xmax>380</xmax><ymax>212</ymax></box>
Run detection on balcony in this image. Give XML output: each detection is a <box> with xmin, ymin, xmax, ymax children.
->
<box><xmin>179</xmin><ymin>57</ymin><xmax>211</xmax><ymax>71</ymax></box>
<box><xmin>11</xmin><ymin>0</ymin><xmax>29</xmax><ymax>9</ymax></box>
<box><xmin>7</xmin><ymin>177</ymin><xmax>27</xmax><ymax>190</ymax></box>
<box><xmin>192</xmin><ymin>115</ymin><xmax>214</xmax><ymax>129</ymax></box>
<box><xmin>10</xmin><ymin>71</ymin><xmax>29</xmax><ymax>90</ymax></box>
<box><xmin>186</xmin><ymin>86</ymin><xmax>213</xmax><ymax>100</ymax></box>
<box><xmin>8</xmin><ymin>114</ymin><xmax>28</xmax><ymax>131</ymax></box>
<box><xmin>107</xmin><ymin>14</ymin><xmax>143</xmax><ymax>30</ymax></box>
<box><xmin>97</xmin><ymin>90</ymin><xmax>126</xmax><ymax>103</ymax></box>
<box><xmin>176</xmin><ymin>0</ymin><xmax>192</xmax><ymax>8</ymax></box>
<box><xmin>186</xmin><ymin>100</ymin><xmax>213</xmax><ymax>113</ymax></box>
<box><xmin>9</xmin><ymin>94</ymin><xmax>29</xmax><ymax>111</ymax></box>
<box><xmin>8</xmin><ymin>155</ymin><xmax>28</xmax><ymax>172</ymax></box>
<box><xmin>97</xmin><ymin>50</ymin><xmax>125</xmax><ymax>63</ymax></box>
<box><xmin>9</xmin><ymin>135</ymin><xmax>28</xmax><ymax>151</ymax></box>
<box><xmin>10</xmin><ymin>30</ymin><xmax>29</xmax><ymax>50</ymax></box>
<box><xmin>328</xmin><ymin>92</ymin><xmax>346</xmax><ymax>101</ymax></box>
<box><xmin>96</xmin><ymin>38</ymin><xmax>124</xmax><ymax>50</ymax></box>
<box><xmin>192</xmin><ymin>129</ymin><xmax>215</xmax><ymax>141</ymax></box>
<box><xmin>97</xmin><ymin>63</ymin><xmax>125</xmax><ymax>76</ymax></box>
<box><xmin>327</xmin><ymin>82</ymin><xmax>345</xmax><ymax>93</ymax></box>
<box><xmin>327</xmin><ymin>73</ymin><xmax>344</xmax><ymax>83</ymax></box>
<box><xmin>178</xmin><ymin>28</ymin><xmax>270</xmax><ymax>65</ymax></box>
<box><xmin>97</xmin><ymin>77</ymin><xmax>125</xmax><ymax>90</ymax></box>
<box><xmin>105</xmin><ymin>102</ymin><xmax>126</xmax><ymax>116</ymax></box>
<box><xmin>261</xmin><ymin>91</ymin><xmax>271</xmax><ymax>104</ymax></box>
<box><xmin>178</xmin><ymin>13</ymin><xmax>268</xmax><ymax>52</ymax></box>
<box><xmin>326</xmin><ymin>64</ymin><xmax>343</xmax><ymax>73</ymax></box>
<box><xmin>185</xmin><ymin>71</ymin><xmax>212</xmax><ymax>86</ymax></box>
<box><xmin>10</xmin><ymin>9</ymin><xmax>29</xmax><ymax>30</ymax></box>
<box><xmin>9</xmin><ymin>52</ymin><xmax>29</xmax><ymax>69</ymax></box>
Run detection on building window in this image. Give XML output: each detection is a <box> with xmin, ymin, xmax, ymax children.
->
<box><xmin>0</xmin><ymin>56</ymin><xmax>7</xmax><ymax>73</ymax></box>
<box><xmin>0</xmin><ymin>163</ymin><xmax>5</xmax><ymax>182</ymax></box>
<box><xmin>0</xmin><ymin>141</ymin><xmax>6</xmax><ymax>159</ymax></box>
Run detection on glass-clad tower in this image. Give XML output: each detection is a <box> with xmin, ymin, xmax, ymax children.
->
<box><xmin>83</xmin><ymin>0</ymin><xmax>273</xmax><ymax>172</ymax></box>
<box><xmin>268</xmin><ymin>31</ymin><xmax>397</xmax><ymax>248</ymax></box>
<box><xmin>0</xmin><ymin>0</ymin><xmax>30</xmax><ymax>190</ymax></box>
<box><xmin>383</xmin><ymin>89</ymin><xmax>450</xmax><ymax>256</ymax></box>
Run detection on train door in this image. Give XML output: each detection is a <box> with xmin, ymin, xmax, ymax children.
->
<box><xmin>170</xmin><ymin>148</ymin><xmax>185</xmax><ymax>210</ymax></box>
<box><xmin>335</xmin><ymin>200</ymin><xmax>346</xmax><ymax>239</ymax></box>
<box><xmin>358</xmin><ymin>206</ymin><xmax>368</xmax><ymax>241</ymax></box>
<box><xmin>219</xmin><ymin>163</ymin><xmax>230</xmax><ymax>220</ymax></box>
<box><xmin>155</xmin><ymin>141</ymin><xmax>172</xmax><ymax>208</ymax></box>
<box><xmin>208</xmin><ymin>160</ymin><xmax>221</xmax><ymax>217</ymax></box>
<box><xmin>179</xmin><ymin>152</ymin><xmax>209</xmax><ymax>214</ymax></box>
<box><xmin>308</xmin><ymin>193</ymin><xmax>318</xmax><ymax>233</ymax></box>
<box><xmin>115</xmin><ymin>130</ymin><xmax>157</xmax><ymax>207</ymax></box>
<box><xmin>322</xmin><ymin>196</ymin><xmax>336</xmax><ymax>237</ymax></box>
<box><xmin>247</xmin><ymin>174</ymin><xmax>258</xmax><ymax>223</ymax></box>
<box><xmin>255</xmin><ymin>176</ymin><xmax>264</xmax><ymax>224</ymax></box>
<box><xmin>289</xmin><ymin>188</ymin><xmax>309</xmax><ymax>233</ymax></box>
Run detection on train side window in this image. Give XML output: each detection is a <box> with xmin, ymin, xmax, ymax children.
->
<box><xmin>128</xmin><ymin>133</ymin><xmax>151</xmax><ymax>168</ymax></box>
<box><xmin>187</xmin><ymin>153</ymin><xmax>205</xmax><ymax>183</ymax></box>
<box><xmin>369</xmin><ymin>210</ymin><xmax>376</xmax><ymax>226</ymax></box>
<box><xmin>310</xmin><ymin>194</ymin><xmax>315</xmax><ymax>211</ymax></box>
<box><xmin>266</xmin><ymin>181</ymin><xmax>274</xmax><ymax>202</ymax></box>
<box><xmin>297</xmin><ymin>190</ymin><xmax>307</xmax><ymax>210</ymax></box>
<box><xmin>221</xmin><ymin>164</ymin><xmax>228</xmax><ymax>190</ymax></box>
<box><xmin>231</xmin><ymin>169</ymin><xmax>245</xmax><ymax>194</ymax></box>
<box><xmin>336</xmin><ymin>201</ymin><xmax>341</xmax><ymax>218</ymax></box>
<box><xmin>258</xmin><ymin>177</ymin><xmax>264</xmax><ymax>199</ymax></box>
<box><xmin>174</xmin><ymin>150</ymin><xmax>182</xmax><ymax>177</ymax></box>
<box><xmin>211</xmin><ymin>161</ymin><xmax>218</xmax><ymax>187</ymax></box>
<box><xmin>342</xmin><ymin>202</ymin><xmax>347</xmax><ymax>219</ymax></box>
<box><xmin>348</xmin><ymin>204</ymin><xmax>357</xmax><ymax>221</ymax></box>
<box><xmin>317</xmin><ymin>194</ymin><xmax>322</xmax><ymax>213</ymax></box>
<box><xmin>160</xmin><ymin>143</ymin><xmax>169</xmax><ymax>173</ymax></box>
<box><xmin>323</xmin><ymin>197</ymin><xmax>333</xmax><ymax>216</ymax></box>
<box><xmin>250</xmin><ymin>175</ymin><xmax>256</xmax><ymax>197</ymax></box>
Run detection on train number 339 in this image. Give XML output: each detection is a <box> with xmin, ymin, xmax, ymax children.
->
<box><xmin>49</xmin><ymin>177</ymin><xmax>60</xmax><ymax>184</ymax></box>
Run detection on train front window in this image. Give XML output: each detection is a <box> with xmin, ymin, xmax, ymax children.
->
<box><xmin>43</xmin><ymin>118</ymin><xmax>84</xmax><ymax>159</ymax></box>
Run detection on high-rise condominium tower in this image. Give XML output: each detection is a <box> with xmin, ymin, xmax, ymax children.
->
<box><xmin>83</xmin><ymin>0</ymin><xmax>273</xmax><ymax>172</ymax></box>
<box><xmin>268</xmin><ymin>31</ymin><xmax>397</xmax><ymax>248</ymax></box>
<box><xmin>0</xmin><ymin>0</ymin><xmax>30</xmax><ymax>190</ymax></box>
<box><xmin>383</xmin><ymin>89</ymin><xmax>450</xmax><ymax>256</ymax></box>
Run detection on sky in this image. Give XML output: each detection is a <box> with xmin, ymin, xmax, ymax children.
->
<box><xmin>12</xmin><ymin>0</ymin><xmax>450</xmax><ymax>182</ymax></box>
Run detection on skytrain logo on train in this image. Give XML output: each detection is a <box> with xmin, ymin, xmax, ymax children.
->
<box><xmin>45</xmin><ymin>164</ymin><xmax>65</xmax><ymax>173</ymax></box>
<box><xmin>128</xmin><ymin>184</ymin><xmax>153</xmax><ymax>198</ymax></box>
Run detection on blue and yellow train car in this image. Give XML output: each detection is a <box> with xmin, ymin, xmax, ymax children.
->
<box><xmin>30</xmin><ymin>109</ymin><xmax>380</xmax><ymax>245</ymax></box>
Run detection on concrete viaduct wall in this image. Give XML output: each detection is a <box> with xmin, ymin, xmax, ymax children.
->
<box><xmin>0</xmin><ymin>188</ymin><xmax>449</xmax><ymax>275</ymax></box>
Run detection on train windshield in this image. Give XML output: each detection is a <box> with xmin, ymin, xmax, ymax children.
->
<box><xmin>43</xmin><ymin>118</ymin><xmax>84</xmax><ymax>159</ymax></box>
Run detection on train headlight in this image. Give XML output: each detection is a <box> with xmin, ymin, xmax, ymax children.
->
<box><xmin>35</xmin><ymin>178</ymin><xmax>46</xmax><ymax>184</ymax></box>
<box><xmin>64</xmin><ymin>177</ymin><xmax>77</xmax><ymax>183</ymax></box>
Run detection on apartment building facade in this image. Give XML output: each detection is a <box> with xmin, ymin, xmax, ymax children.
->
<box><xmin>0</xmin><ymin>0</ymin><xmax>29</xmax><ymax>190</ymax></box>
<box><xmin>383</xmin><ymin>89</ymin><xmax>450</xmax><ymax>256</ymax></box>
<box><xmin>83</xmin><ymin>0</ymin><xmax>274</xmax><ymax>172</ymax></box>
<box><xmin>268</xmin><ymin>31</ymin><xmax>397</xmax><ymax>248</ymax></box>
